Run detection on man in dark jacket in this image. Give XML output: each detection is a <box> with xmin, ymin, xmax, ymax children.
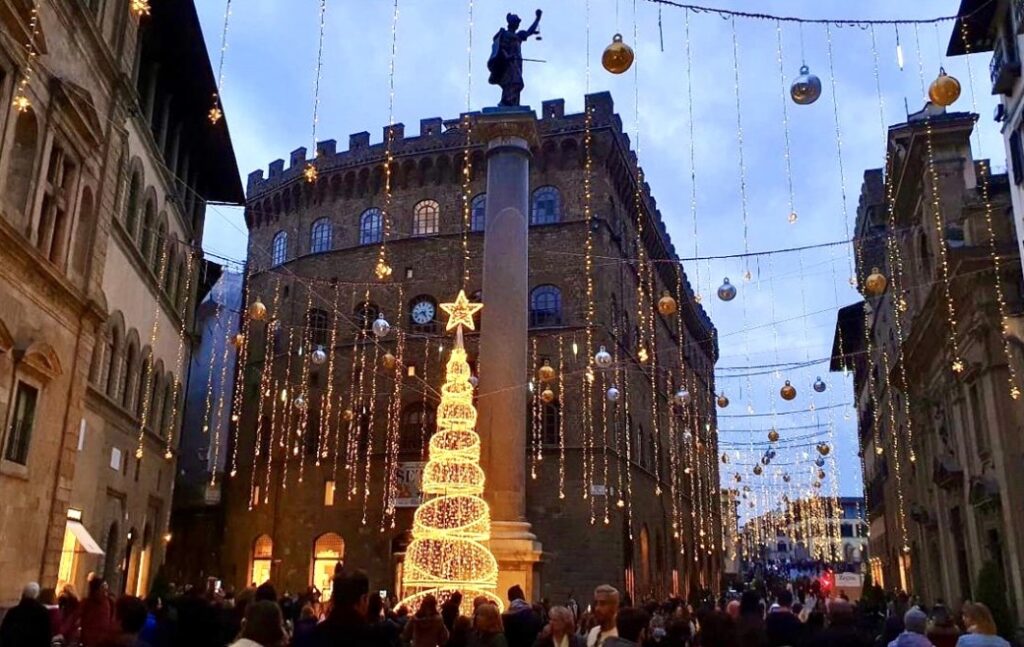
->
<box><xmin>502</xmin><ymin>585</ymin><xmax>543</xmax><ymax>647</ymax></box>
<box><xmin>313</xmin><ymin>570</ymin><xmax>376</xmax><ymax>646</ymax></box>
<box><xmin>0</xmin><ymin>582</ymin><xmax>52</xmax><ymax>647</ymax></box>
<box><xmin>765</xmin><ymin>590</ymin><xmax>803</xmax><ymax>647</ymax></box>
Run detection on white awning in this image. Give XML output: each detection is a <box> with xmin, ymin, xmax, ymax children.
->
<box><xmin>67</xmin><ymin>521</ymin><xmax>104</xmax><ymax>556</ymax></box>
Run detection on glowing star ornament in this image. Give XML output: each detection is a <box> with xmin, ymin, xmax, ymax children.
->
<box><xmin>130</xmin><ymin>0</ymin><xmax>151</xmax><ymax>17</ymax></box>
<box><xmin>303</xmin><ymin>163</ymin><xmax>319</xmax><ymax>184</ymax></box>
<box><xmin>11</xmin><ymin>94</ymin><xmax>31</xmax><ymax>113</ymax></box>
<box><xmin>208</xmin><ymin>104</ymin><xmax>223</xmax><ymax>125</ymax></box>
<box><xmin>399</xmin><ymin>293</ymin><xmax>501</xmax><ymax>615</ymax></box>
<box><xmin>375</xmin><ymin>260</ymin><xmax>393</xmax><ymax>280</ymax></box>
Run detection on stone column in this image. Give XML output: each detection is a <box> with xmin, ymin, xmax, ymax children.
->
<box><xmin>473</xmin><ymin>107</ymin><xmax>543</xmax><ymax>602</ymax></box>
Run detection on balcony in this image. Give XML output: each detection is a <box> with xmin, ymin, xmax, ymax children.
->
<box><xmin>991</xmin><ymin>37</ymin><xmax>1022</xmax><ymax>95</ymax></box>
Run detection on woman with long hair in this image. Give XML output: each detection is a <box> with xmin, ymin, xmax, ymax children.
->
<box><xmin>956</xmin><ymin>603</ymin><xmax>1009</xmax><ymax>647</ymax></box>
<box><xmin>470</xmin><ymin>603</ymin><xmax>508</xmax><ymax>647</ymax></box>
<box><xmin>403</xmin><ymin>595</ymin><xmax>450</xmax><ymax>647</ymax></box>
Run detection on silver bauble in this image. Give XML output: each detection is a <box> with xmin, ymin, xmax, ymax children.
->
<box><xmin>790</xmin><ymin>64</ymin><xmax>822</xmax><ymax>105</ymax></box>
<box><xmin>311</xmin><ymin>345</ymin><xmax>328</xmax><ymax>366</ymax></box>
<box><xmin>372</xmin><ymin>314</ymin><xmax>391</xmax><ymax>338</ymax></box>
<box><xmin>717</xmin><ymin>277</ymin><xmax>737</xmax><ymax>302</ymax></box>
<box><xmin>674</xmin><ymin>389</ymin><xmax>691</xmax><ymax>406</ymax></box>
<box><xmin>293</xmin><ymin>394</ymin><xmax>307</xmax><ymax>411</ymax></box>
<box><xmin>469</xmin><ymin>375</ymin><xmax>479</xmax><ymax>388</ymax></box>
<box><xmin>813</xmin><ymin>376</ymin><xmax>827</xmax><ymax>393</ymax></box>
<box><xmin>606</xmin><ymin>386</ymin><xmax>621</xmax><ymax>403</ymax></box>
<box><xmin>594</xmin><ymin>345</ymin><xmax>613</xmax><ymax>368</ymax></box>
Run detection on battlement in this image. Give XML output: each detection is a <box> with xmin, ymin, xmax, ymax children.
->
<box><xmin>246</xmin><ymin>92</ymin><xmax>619</xmax><ymax>197</ymax></box>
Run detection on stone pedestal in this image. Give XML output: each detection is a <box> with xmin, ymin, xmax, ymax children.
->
<box><xmin>474</xmin><ymin>107</ymin><xmax>544</xmax><ymax>601</ymax></box>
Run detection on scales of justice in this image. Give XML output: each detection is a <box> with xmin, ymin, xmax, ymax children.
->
<box><xmin>398</xmin><ymin>10</ymin><xmax>546</xmax><ymax>614</ymax></box>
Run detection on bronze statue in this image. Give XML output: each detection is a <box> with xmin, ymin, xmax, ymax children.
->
<box><xmin>488</xmin><ymin>9</ymin><xmax>543</xmax><ymax>107</ymax></box>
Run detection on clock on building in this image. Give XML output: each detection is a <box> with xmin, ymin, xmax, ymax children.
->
<box><xmin>411</xmin><ymin>299</ymin><xmax>436</xmax><ymax>325</ymax></box>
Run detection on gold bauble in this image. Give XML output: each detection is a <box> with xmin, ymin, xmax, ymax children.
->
<box><xmin>249</xmin><ymin>298</ymin><xmax>267</xmax><ymax>321</ymax></box>
<box><xmin>864</xmin><ymin>267</ymin><xmax>887</xmax><ymax>297</ymax></box>
<box><xmin>342</xmin><ymin>409</ymin><xmax>354</xmax><ymax>422</ymax></box>
<box><xmin>540</xmin><ymin>388</ymin><xmax>555</xmax><ymax>404</ymax></box>
<box><xmin>928</xmin><ymin>68</ymin><xmax>961</xmax><ymax>107</ymax></box>
<box><xmin>233</xmin><ymin>333</ymin><xmax>246</xmax><ymax>348</ymax></box>
<box><xmin>817</xmin><ymin>443</ymin><xmax>831</xmax><ymax>456</ymax></box>
<box><xmin>537</xmin><ymin>361</ymin><xmax>556</xmax><ymax>383</ymax></box>
<box><xmin>602</xmin><ymin>33</ymin><xmax>634</xmax><ymax>75</ymax></box>
<box><xmin>780</xmin><ymin>380</ymin><xmax>797</xmax><ymax>401</ymax></box>
<box><xmin>382</xmin><ymin>352</ymin><xmax>397</xmax><ymax>370</ymax></box>
<box><xmin>716</xmin><ymin>393</ymin><xmax>730</xmax><ymax>409</ymax></box>
<box><xmin>767</xmin><ymin>429</ymin><xmax>780</xmax><ymax>443</ymax></box>
<box><xmin>753</xmin><ymin>465</ymin><xmax>763</xmax><ymax>476</ymax></box>
<box><xmin>817</xmin><ymin>469</ymin><xmax>826</xmax><ymax>480</ymax></box>
<box><xmin>657</xmin><ymin>292</ymin><xmax>678</xmax><ymax>316</ymax></box>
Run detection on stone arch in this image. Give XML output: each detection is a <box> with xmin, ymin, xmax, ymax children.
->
<box><xmin>342</xmin><ymin>171</ymin><xmax>355</xmax><ymax>199</ymax></box>
<box><xmin>5</xmin><ymin>107</ymin><xmax>39</xmax><ymax>219</ymax></box>
<box><xmin>122</xmin><ymin>329</ymin><xmax>141</xmax><ymax>409</ymax></box>
<box><xmin>139</xmin><ymin>191</ymin><xmax>158</xmax><ymax>257</ymax></box>
<box><xmin>356</xmin><ymin>168</ymin><xmax>369</xmax><ymax>197</ymax></box>
<box><xmin>271</xmin><ymin>193</ymin><xmax>282</xmax><ymax>222</ymax></box>
<box><xmin>164</xmin><ymin>242</ymin><xmax>179</xmax><ymax>300</ymax></box>
<box><xmin>124</xmin><ymin>159</ymin><xmax>145</xmax><ymax>237</ymax></box>
<box><xmin>539</xmin><ymin>139</ymin><xmax>558</xmax><ymax>173</ymax></box>
<box><xmin>435</xmin><ymin>154</ymin><xmax>452</xmax><ymax>186</ymax></box>
<box><xmin>370</xmin><ymin>165</ymin><xmax>384</xmax><ymax>195</ymax></box>
<box><xmin>400</xmin><ymin>159</ymin><xmax>416</xmax><ymax>189</ymax></box>
<box><xmin>470</xmin><ymin>150</ymin><xmax>486</xmax><ymax>181</ymax></box>
<box><xmin>560</xmin><ymin>137</ymin><xmax>581</xmax><ymax>169</ymax></box>
<box><xmin>417</xmin><ymin>158</ymin><xmax>433</xmax><ymax>187</ymax></box>
<box><xmin>153</xmin><ymin>216</ymin><xmax>168</xmax><ymax>267</ymax></box>
<box><xmin>104</xmin><ymin>311</ymin><xmax>126</xmax><ymax>397</ymax></box>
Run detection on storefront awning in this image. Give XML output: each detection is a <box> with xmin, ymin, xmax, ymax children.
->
<box><xmin>67</xmin><ymin>521</ymin><xmax>104</xmax><ymax>555</ymax></box>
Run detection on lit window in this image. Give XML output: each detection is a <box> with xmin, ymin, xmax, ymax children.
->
<box><xmin>251</xmin><ymin>534</ymin><xmax>273</xmax><ymax>586</ymax></box>
<box><xmin>310</xmin><ymin>218</ymin><xmax>332</xmax><ymax>253</ymax></box>
<box><xmin>271</xmin><ymin>231</ymin><xmax>288</xmax><ymax>266</ymax></box>
<box><xmin>324</xmin><ymin>480</ymin><xmax>336</xmax><ymax>506</ymax></box>
<box><xmin>413</xmin><ymin>200</ymin><xmax>439</xmax><ymax>236</ymax></box>
<box><xmin>110</xmin><ymin>447</ymin><xmax>122</xmax><ymax>471</ymax></box>
<box><xmin>312</xmin><ymin>533</ymin><xmax>345</xmax><ymax>598</ymax></box>
<box><xmin>4</xmin><ymin>382</ymin><xmax>38</xmax><ymax>465</ymax></box>
<box><xmin>531</xmin><ymin>186</ymin><xmax>561</xmax><ymax>225</ymax></box>
<box><xmin>529</xmin><ymin>285</ymin><xmax>562</xmax><ymax>328</ymax></box>
<box><xmin>360</xmin><ymin>208</ymin><xmax>383</xmax><ymax>245</ymax></box>
<box><xmin>471</xmin><ymin>194</ymin><xmax>486</xmax><ymax>232</ymax></box>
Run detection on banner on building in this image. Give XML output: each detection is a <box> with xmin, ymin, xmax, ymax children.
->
<box><xmin>392</xmin><ymin>462</ymin><xmax>426</xmax><ymax>508</ymax></box>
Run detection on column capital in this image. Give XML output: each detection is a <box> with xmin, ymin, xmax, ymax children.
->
<box><xmin>473</xmin><ymin>107</ymin><xmax>539</xmax><ymax>148</ymax></box>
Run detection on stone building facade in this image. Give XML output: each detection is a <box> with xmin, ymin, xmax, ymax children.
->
<box><xmin>0</xmin><ymin>0</ymin><xmax>241</xmax><ymax>605</ymax></box>
<box><xmin>833</xmin><ymin>104</ymin><xmax>1024</xmax><ymax>620</ymax></box>
<box><xmin>206</xmin><ymin>93</ymin><xmax>721</xmax><ymax>604</ymax></box>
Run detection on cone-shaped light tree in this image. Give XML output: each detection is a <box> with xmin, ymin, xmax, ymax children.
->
<box><xmin>399</xmin><ymin>290</ymin><xmax>502</xmax><ymax>614</ymax></box>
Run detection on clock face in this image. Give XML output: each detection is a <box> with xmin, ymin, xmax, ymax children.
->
<box><xmin>411</xmin><ymin>300</ymin><xmax>436</xmax><ymax>325</ymax></box>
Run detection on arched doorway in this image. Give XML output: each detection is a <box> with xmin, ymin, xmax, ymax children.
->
<box><xmin>251</xmin><ymin>535</ymin><xmax>273</xmax><ymax>586</ymax></box>
<box><xmin>311</xmin><ymin>533</ymin><xmax>344</xmax><ymax>598</ymax></box>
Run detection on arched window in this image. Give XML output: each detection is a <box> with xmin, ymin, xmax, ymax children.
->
<box><xmin>140</xmin><ymin>199</ymin><xmax>157</xmax><ymax>259</ymax></box>
<box><xmin>72</xmin><ymin>187</ymin><xmax>96</xmax><ymax>275</ymax></box>
<box><xmin>359</xmin><ymin>208</ymin><xmax>383</xmax><ymax>245</ymax></box>
<box><xmin>529</xmin><ymin>285</ymin><xmax>562</xmax><ymax>328</ymax></box>
<box><xmin>310</xmin><ymin>217</ymin><xmax>332</xmax><ymax>253</ymax></box>
<box><xmin>152</xmin><ymin>220</ymin><xmax>167</xmax><ymax>267</ymax></box>
<box><xmin>541</xmin><ymin>401</ymin><xmax>560</xmax><ymax>445</ymax></box>
<box><xmin>105</xmin><ymin>324</ymin><xmax>122</xmax><ymax>398</ymax></box>
<box><xmin>164</xmin><ymin>246</ymin><xmax>179</xmax><ymax>301</ymax></box>
<box><xmin>122</xmin><ymin>340</ymin><xmax>139</xmax><ymax>409</ymax></box>
<box><xmin>271</xmin><ymin>231</ymin><xmax>288</xmax><ymax>266</ymax></box>
<box><xmin>251</xmin><ymin>534</ymin><xmax>273</xmax><ymax>586</ymax></box>
<box><xmin>5</xmin><ymin>108</ymin><xmax>39</xmax><ymax>218</ymax></box>
<box><xmin>412</xmin><ymin>200</ymin><xmax>439</xmax><ymax>236</ymax></box>
<box><xmin>471</xmin><ymin>194</ymin><xmax>486</xmax><ymax>232</ymax></box>
<box><xmin>306</xmin><ymin>308</ymin><xmax>330</xmax><ymax>346</ymax></box>
<box><xmin>399</xmin><ymin>403</ymin><xmax>436</xmax><ymax>452</ymax></box>
<box><xmin>312</xmin><ymin>533</ymin><xmax>345</xmax><ymax>597</ymax></box>
<box><xmin>354</xmin><ymin>302</ymin><xmax>379</xmax><ymax>331</ymax></box>
<box><xmin>124</xmin><ymin>169</ymin><xmax>143</xmax><ymax>238</ymax></box>
<box><xmin>135</xmin><ymin>353</ymin><xmax>151</xmax><ymax>417</ymax></box>
<box><xmin>531</xmin><ymin>186</ymin><xmax>561</xmax><ymax>225</ymax></box>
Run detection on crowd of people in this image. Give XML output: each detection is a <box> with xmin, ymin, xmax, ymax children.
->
<box><xmin>0</xmin><ymin>571</ymin><xmax>1020</xmax><ymax>647</ymax></box>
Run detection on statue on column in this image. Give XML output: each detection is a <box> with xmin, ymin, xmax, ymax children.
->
<box><xmin>488</xmin><ymin>9</ymin><xmax>543</xmax><ymax>107</ymax></box>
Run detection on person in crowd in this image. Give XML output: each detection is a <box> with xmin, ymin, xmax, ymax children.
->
<box><xmin>443</xmin><ymin>592</ymin><xmax>465</xmax><ymax>632</ymax></box>
<box><xmin>765</xmin><ymin>590</ymin><xmax>802</xmax><ymax>647</ymax></box>
<box><xmin>805</xmin><ymin>599</ymin><xmax>870</xmax><ymax>647</ymax></box>
<box><xmin>229</xmin><ymin>600</ymin><xmax>287</xmax><ymax>647</ymax></box>
<box><xmin>80</xmin><ymin>578</ymin><xmax>114</xmax><ymax>647</ymax></box>
<box><xmin>587</xmin><ymin>585</ymin><xmax>621</xmax><ymax>647</ymax></box>
<box><xmin>449</xmin><ymin>613</ymin><xmax>474</xmax><ymax>647</ymax></box>
<box><xmin>292</xmin><ymin>603</ymin><xmax>319</xmax><ymax>647</ymax></box>
<box><xmin>313</xmin><ymin>570</ymin><xmax>373</xmax><ymax>646</ymax></box>
<box><xmin>254</xmin><ymin>582</ymin><xmax>278</xmax><ymax>603</ymax></box>
<box><xmin>694</xmin><ymin>611</ymin><xmax>739</xmax><ymax>647</ymax></box>
<box><xmin>887</xmin><ymin>608</ymin><xmax>933</xmax><ymax>647</ymax></box>
<box><xmin>736</xmin><ymin>591</ymin><xmax>768</xmax><ymax>647</ymax></box>
<box><xmin>403</xmin><ymin>594</ymin><xmax>449</xmax><ymax>647</ymax></box>
<box><xmin>956</xmin><ymin>603</ymin><xmax>1010</xmax><ymax>647</ymax></box>
<box><xmin>471</xmin><ymin>603</ymin><xmax>508</xmax><ymax>647</ymax></box>
<box><xmin>726</xmin><ymin>601</ymin><xmax>741</xmax><ymax>621</ymax></box>
<box><xmin>56</xmin><ymin>585</ymin><xmax>82</xmax><ymax>645</ymax></box>
<box><xmin>660</xmin><ymin>617</ymin><xmax>691</xmax><ymax>647</ymax></box>
<box><xmin>504</xmin><ymin>585</ymin><xmax>544</xmax><ymax>647</ymax></box>
<box><xmin>927</xmin><ymin>605</ymin><xmax>960</xmax><ymax>647</ymax></box>
<box><xmin>603</xmin><ymin>607</ymin><xmax>649</xmax><ymax>647</ymax></box>
<box><xmin>532</xmin><ymin>605</ymin><xmax>584</xmax><ymax>647</ymax></box>
<box><xmin>98</xmin><ymin>595</ymin><xmax>149</xmax><ymax>647</ymax></box>
<box><xmin>368</xmin><ymin>593</ymin><xmax>401</xmax><ymax>647</ymax></box>
<box><xmin>38</xmin><ymin>587</ymin><xmax>62</xmax><ymax>637</ymax></box>
<box><xmin>0</xmin><ymin>582</ymin><xmax>52</xmax><ymax>647</ymax></box>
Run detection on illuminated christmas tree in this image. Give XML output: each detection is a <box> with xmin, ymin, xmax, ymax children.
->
<box><xmin>399</xmin><ymin>290</ymin><xmax>502</xmax><ymax>614</ymax></box>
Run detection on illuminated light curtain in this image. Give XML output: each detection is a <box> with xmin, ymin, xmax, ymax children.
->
<box><xmin>400</xmin><ymin>291</ymin><xmax>500</xmax><ymax>615</ymax></box>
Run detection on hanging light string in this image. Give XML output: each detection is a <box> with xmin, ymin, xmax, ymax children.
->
<box><xmin>459</xmin><ymin>0</ymin><xmax>475</xmax><ymax>289</ymax></box>
<box><xmin>361</xmin><ymin>338</ymin><xmax>382</xmax><ymax>525</ymax></box>
<box><xmin>957</xmin><ymin>19</ymin><xmax>1022</xmax><ymax>400</ymax></box>
<box><xmin>322</xmin><ymin>284</ymin><xmax>342</xmax><ymax>474</ymax></box>
<box><xmin>296</xmin><ymin>288</ymin><xmax>317</xmax><ymax>485</ymax></box>
<box><xmin>600</xmin><ymin>348</ymin><xmax>611</xmax><ymax>525</ymax></box>
<box><xmin>558</xmin><ymin>334</ymin><xmax>567</xmax><ymax>501</ymax></box>
<box><xmin>730</xmin><ymin>16</ymin><xmax>751</xmax><ymax>276</ymax></box>
<box><xmin>530</xmin><ymin>337</ymin><xmax>541</xmax><ymax>481</ymax></box>
<box><xmin>209</xmin><ymin>0</ymin><xmax>232</xmax><ymax>124</ymax></box>
<box><xmin>637</xmin><ymin>0</ymin><xmax>989</xmax><ymax>25</ymax></box>
<box><xmin>381</xmin><ymin>290</ymin><xmax>406</xmax><ymax>530</ymax></box>
<box><xmin>165</xmin><ymin>250</ymin><xmax>196</xmax><ymax>460</ymax></box>
<box><xmin>278</xmin><ymin>326</ymin><xmax>297</xmax><ymax>488</ymax></box>
<box><xmin>775</xmin><ymin>21</ymin><xmax>797</xmax><ymax>225</ymax></box>
<box><xmin>375</xmin><ymin>0</ymin><xmax>401</xmax><ymax>281</ymax></box>
<box><xmin>249</xmin><ymin>278</ymin><xmax>281</xmax><ymax>509</ymax></box>
<box><xmin>305</xmin><ymin>0</ymin><xmax>327</xmax><ymax>182</ymax></box>
<box><xmin>825</xmin><ymin>23</ymin><xmax>856</xmax><ymax>285</ymax></box>
<box><xmin>228</xmin><ymin>263</ymin><xmax>254</xmax><ymax>478</ymax></box>
<box><xmin>135</xmin><ymin>240</ymin><xmax>171</xmax><ymax>460</ymax></box>
<box><xmin>200</xmin><ymin>295</ymin><xmax>223</xmax><ymax>453</ymax></box>
<box><xmin>881</xmin><ymin>348</ymin><xmax>910</xmax><ymax>554</ymax></box>
<box><xmin>11</xmin><ymin>1</ymin><xmax>40</xmax><ymax>112</ymax></box>
<box><xmin>583</xmin><ymin>0</ymin><xmax>599</xmax><ymax>513</ymax></box>
<box><xmin>209</xmin><ymin>300</ymin><xmax>235</xmax><ymax>488</ymax></box>
<box><xmin>684</xmin><ymin>8</ymin><xmax>702</xmax><ymax>302</ymax></box>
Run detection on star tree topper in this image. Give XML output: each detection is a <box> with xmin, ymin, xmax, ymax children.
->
<box><xmin>441</xmin><ymin>289</ymin><xmax>483</xmax><ymax>331</ymax></box>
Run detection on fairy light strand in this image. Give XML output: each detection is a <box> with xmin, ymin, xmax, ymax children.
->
<box><xmin>730</xmin><ymin>16</ymin><xmax>752</xmax><ymax>273</ymax></box>
<box><xmin>135</xmin><ymin>239</ymin><xmax>171</xmax><ymax>460</ymax></box>
<box><xmin>775</xmin><ymin>21</ymin><xmax>797</xmax><ymax>225</ymax></box>
<box><xmin>165</xmin><ymin>250</ymin><xmax>196</xmax><ymax>459</ymax></box>
<box><xmin>208</xmin><ymin>0</ymin><xmax>232</xmax><ymax>124</ymax></box>
<box><xmin>11</xmin><ymin>2</ymin><xmax>40</xmax><ymax>112</ymax></box>
<box><xmin>375</xmin><ymin>0</ymin><xmax>401</xmax><ymax>280</ymax></box>
<box><xmin>249</xmin><ymin>278</ymin><xmax>281</xmax><ymax>509</ymax></box>
<box><xmin>228</xmin><ymin>263</ymin><xmax>254</xmax><ymax>478</ymax></box>
<box><xmin>305</xmin><ymin>0</ymin><xmax>327</xmax><ymax>182</ymax></box>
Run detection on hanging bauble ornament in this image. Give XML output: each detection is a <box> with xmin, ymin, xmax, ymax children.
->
<box><xmin>249</xmin><ymin>298</ymin><xmax>268</xmax><ymax>321</ymax></box>
<box><xmin>342</xmin><ymin>408</ymin><xmax>354</xmax><ymax>422</ymax></box>
<box><xmin>813</xmin><ymin>376</ymin><xmax>827</xmax><ymax>393</ymax></box>
<box><xmin>928</xmin><ymin>67</ymin><xmax>961</xmax><ymax>107</ymax></box>
<box><xmin>812</xmin><ymin>480</ymin><xmax>822</xmax><ymax>489</ymax></box>
<box><xmin>768</xmin><ymin>428</ymin><xmax>780</xmax><ymax>443</ymax></box>
<box><xmin>674</xmin><ymin>389</ymin><xmax>691</xmax><ymax>406</ymax></box>
<box><xmin>469</xmin><ymin>375</ymin><xmax>479</xmax><ymax>388</ymax></box>
<box><xmin>382</xmin><ymin>352</ymin><xmax>397</xmax><ymax>370</ymax></box>
<box><xmin>540</xmin><ymin>388</ymin><xmax>556</xmax><ymax>404</ymax></box>
<box><xmin>537</xmin><ymin>360</ymin><xmax>557</xmax><ymax>383</ymax></box>
<box><xmin>607</xmin><ymin>386</ymin><xmax>621</xmax><ymax>403</ymax></box>
<box><xmin>717</xmin><ymin>393</ymin><xmax>730</xmax><ymax>408</ymax></box>
<box><xmin>311</xmin><ymin>345</ymin><xmax>327</xmax><ymax>366</ymax></box>
<box><xmin>780</xmin><ymin>380</ymin><xmax>797</xmax><ymax>401</ymax></box>
<box><xmin>864</xmin><ymin>267</ymin><xmax>887</xmax><ymax>297</ymax></box>
<box><xmin>233</xmin><ymin>333</ymin><xmax>246</xmax><ymax>348</ymax></box>
<box><xmin>717</xmin><ymin>277</ymin><xmax>737</xmax><ymax>302</ymax></box>
<box><xmin>293</xmin><ymin>394</ymin><xmax>307</xmax><ymax>411</ymax></box>
<box><xmin>753</xmin><ymin>464</ymin><xmax>763</xmax><ymax>476</ymax></box>
<box><xmin>767</xmin><ymin>449</ymin><xmax>777</xmax><ymax>460</ymax></box>
<box><xmin>817</xmin><ymin>469</ymin><xmax>827</xmax><ymax>480</ymax></box>
<box><xmin>761</xmin><ymin>455</ymin><xmax>771</xmax><ymax>466</ymax></box>
<box><xmin>372</xmin><ymin>314</ymin><xmax>391</xmax><ymax>338</ymax></box>
<box><xmin>602</xmin><ymin>33</ymin><xmax>635</xmax><ymax>74</ymax></box>
<box><xmin>657</xmin><ymin>292</ymin><xmax>678</xmax><ymax>316</ymax></box>
<box><xmin>734</xmin><ymin>473</ymin><xmax>742</xmax><ymax>483</ymax></box>
<box><xmin>817</xmin><ymin>442</ymin><xmax>831</xmax><ymax>456</ymax></box>
<box><xmin>815</xmin><ymin>456</ymin><xmax>826</xmax><ymax>467</ymax></box>
<box><xmin>790</xmin><ymin>64</ymin><xmax>822</xmax><ymax>105</ymax></box>
<box><xmin>721</xmin><ymin>453</ymin><xmax>729</xmax><ymax>464</ymax></box>
<box><xmin>782</xmin><ymin>473</ymin><xmax>791</xmax><ymax>483</ymax></box>
<box><xmin>594</xmin><ymin>345</ymin><xmax>613</xmax><ymax>369</ymax></box>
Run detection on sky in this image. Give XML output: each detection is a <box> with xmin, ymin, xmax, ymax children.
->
<box><xmin>194</xmin><ymin>0</ymin><xmax>1006</xmax><ymax>513</ymax></box>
